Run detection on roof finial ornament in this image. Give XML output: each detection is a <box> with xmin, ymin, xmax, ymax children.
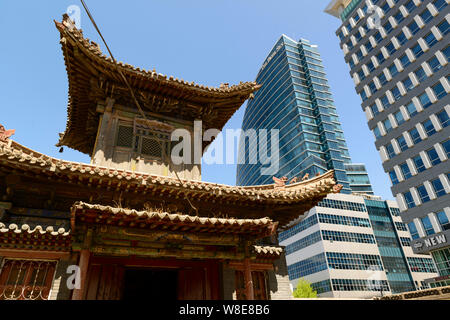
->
<box><xmin>289</xmin><ymin>177</ymin><xmax>298</xmax><ymax>184</ymax></box>
<box><xmin>332</xmin><ymin>184</ymin><xmax>343</xmax><ymax>193</ymax></box>
<box><xmin>0</xmin><ymin>124</ymin><xmax>15</xmax><ymax>142</ymax></box>
<box><xmin>301</xmin><ymin>173</ymin><xmax>309</xmax><ymax>181</ymax></box>
<box><xmin>273</xmin><ymin>176</ymin><xmax>288</xmax><ymax>188</ymax></box>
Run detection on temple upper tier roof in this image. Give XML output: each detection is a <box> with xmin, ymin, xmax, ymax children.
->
<box><xmin>54</xmin><ymin>14</ymin><xmax>261</xmax><ymax>155</ymax></box>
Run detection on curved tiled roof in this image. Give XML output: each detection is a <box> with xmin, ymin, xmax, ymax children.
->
<box><xmin>0</xmin><ymin>223</ymin><xmax>70</xmax><ymax>236</ymax></box>
<box><xmin>71</xmin><ymin>202</ymin><xmax>278</xmax><ymax>237</ymax></box>
<box><xmin>0</xmin><ymin>222</ymin><xmax>71</xmax><ymax>251</ymax></box>
<box><xmin>252</xmin><ymin>245</ymin><xmax>283</xmax><ymax>256</ymax></box>
<box><xmin>54</xmin><ymin>14</ymin><xmax>261</xmax><ymax>154</ymax></box>
<box><xmin>0</xmin><ymin>140</ymin><xmax>338</xmax><ymax>204</ymax></box>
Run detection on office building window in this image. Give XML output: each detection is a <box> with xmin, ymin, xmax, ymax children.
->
<box><xmin>420</xmin><ymin>8</ymin><xmax>433</xmax><ymax>24</ymax></box>
<box><xmin>428</xmin><ymin>56</ymin><xmax>443</xmax><ymax>73</ymax></box>
<box><xmin>392</xmin><ymin>87</ymin><xmax>402</xmax><ymax>101</ymax></box>
<box><xmin>360</xmin><ymin>90</ymin><xmax>368</xmax><ymax>101</ymax></box>
<box><xmin>402</xmin><ymin>77</ymin><xmax>414</xmax><ymax>92</ymax></box>
<box><xmin>393</xmin><ymin>11</ymin><xmax>405</xmax><ymax>24</ymax></box>
<box><xmin>404</xmin><ymin>191</ymin><xmax>416</xmax><ymax>209</ymax></box>
<box><xmin>442</xmin><ymin>139</ymin><xmax>450</xmax><ymax>157</ymax></box>
<box><xmin>421</xmin><ymin>216</ymin><xmax>435</xmax><ymax>236</ymax></box>
<box><xmin>386</xmin><ymin>143</ymin><xmax>396</xmax><ymax>159</ymax></box>
<box><xmin>432</xmin><ymin>82</ymin><xmax>447</xmax><ymax>99</ymax></box>
<box><xmin>317</xmin><ymin>213</ymin><xmax>371</xmax><ymax>228</ymax></box>
<box><xmin>408</xmin><ymin>221</ymin><xmax>419</xmax><ymax>240</ymax></box>
<box><xmin>388</xmin><ymin>63</ymin><xmax>398</xmax><ymax>77</ymax></box>
<box><xmin>326</xmin><ymin>252</ymin><xmax>383</xmax><ymax>271</ymax></box>
<box><xmin>397</xmin><ymin>135</ymin><xmax>408</xmax><ymax>151</ymax></box>
<box><xmin>437</xmin><ymin>20</ymin><xmax>449</xmax><ymax>36</ymax></box>
<box><xmin>433</xmin><ymin>0</ymin><xmax>448</xmax><ymax>12</ymax></box>
<box><xmin>287</xmin><ymin>253</ymin><xmax>327</xmax><ymax>280</ymax></box>
<box><xmin>405</xmin><ymin>102</ymin><xmax>418</xmax><ymax>117</ymax></box>
<box><xmin>409</xmin><ymin>127</ymin><xmax>422</xmax><ymax>144</ymax></box>
<box><xmin>358</xmin><ymin>69</ymin><xmax>366</xmax><ymax>81</ymax></box>
<box><xmin>386</xmin><ymin>42</ymin><xmax>396</xmax><ymax>55</ymax></box>
<box><xmin>431</xmin><ymin>178</ymin><xmax>446</xmax><ymax>197</ymax></box>
<box><xmin>373</xmin><ymin>31</ymin><xmax>382</xmax><ymax>43</ymax></box>
<box><xmin>332</xmin><ymin>279</ymin><xmax>389</xmax><ymax>292</ymax></box>
<box><xmin>427</xmin><ymin>147</ymin><xmax>442</xmax><ymax>166</ymax></box>
<box><xmin>395</xmin><ymin>222</ymin><xmax>408</xmax><ymax>231</ymax></box>
<box><xmin>414</xmin><ymin>67</ymin><xmax>428</xmax><ymax>83</ymax></box>
<box><xmin>422</xmin><ymin>119</ymin><xmax>437</xmax><ymax>137</ymax></box>
<box><xmin>413</xmin><ymin>155</ymin><xmax>426</xmax><ymax>173</ymax></box>
<box><xmin>369</xmin><ymin>81</ymin><xmax>377</xmax><ymax>94</ymax></box>
<box><xmin>418</xmin><ymin>92</ymin><xmax>432</xmax><ymax>109</ymax></box>
<box><xmin>378</xmin><ymin>72</ymin><xmax>388</xmax><ymax>86</ymax></box>
<box><xmin>278</xmin><ymin>214</ymin><xmax>318</xmax><ymax>242</ymax></box>
<box><xmin>424</xmin><ymin>32</ymin><xmax>438</xmax><ymax>48</ymax></box>
<box><xmin>400</xmin><ymin>163</ymin><xmax>412</xmax><ymax>180</ymax></box>
<box><xmin>316</xmin><ymin>199</ymin><xmax>367</xmax><ymax>212</ymax></box>
<box><xmin>417</xmin><ymin>185</ymin><xmax>431</xmax><ymax>203</ymax></box>
<box><xmin>370</xmin><ymin>103</ymin><xmax>379</xmax><ymax>116</ymax></box>
<box><xmin>376</xmin><ymin>52</ymin><xmax>385</xmax><ymax>65</ymax></box>
<box><xmin>436</xmin><ymin>211</ymin><xmax>450</xmax><ymax>231</ymax></box>
<box><xmin>285</xmin><ymin>231</ymin><xmax>322</xmax><ymax>255</ymax></box>
<box><xmin>432</xmin><ymin>248</ymin><xmax>450</xmax><ymax>276</ymax></box>
<box><xmin>444</xmin><ymin>45</ymin><xmax>450</xmax><ymax>61</ymax></box>
<box><xmin>397</xmin><ymin>31</ymin><xmax>407</xmax><ymax>45</ymax></box>
<box><xmin>408</xmin><ymin>20</ymin><xmax>420</xmax><ymax>35</ymax></box>
<box><xmin>407</xmin><ymin>257</ymin><xmax>437</xmax><ymax>273</ymax></box>
<box><xmin>437</xmin><ymin>110</ymin><xmax>449</xmax><ymax>128</ymax></box>
<box><xmin>365</xmin><ymin>41</ymin><xmax>374</xmax><ymax>54</ymax></box>
<box><xmin>404</xmin><ymin>0</ymin><xmax>416</xmax><ymax>13</ymax></box>
<box><xmin>367</xmin><ymin>61</ymin><xmax>375</xmax><ymax>72</ymax></box>
<box><xmin>389</xmin><ymin>169</ymin><xmax>399</xmax><ymax>185</ymax></box>
<box><xmin>399</xmin><ymin>54</ymin><xmax>411</xmax><ymax>68</ymax></box>
<box><xmin>384</xmin><ymin>20</ymin><xmax>393</xmax><ymax>33</ymax></box>
<box><xmin>412</xmin><ymin>43</ymin><xmax>424</xmax><ymax>58</ymax></box>
<box><xmin>394</xmin><ymin>110</ymin><xmax>405</xmax><ymax>126</ymax></box>
<box><xmin>374</xmin><ymin>126</ymin><xmax>382</xmax><ymax>139</ymax></box>
<box><xmin>400</xmin><ymin>237</ymin><xmax>412</xmax><ymax>246</ymax></box>
<box><xmin>383</xmin><ymin>118</ymin><xmax>393</xmax><ymax>133</ymax></box>
<box><xmin>321</xmin><ymin>230</ymin><xmax>376</xmax><ymax>244</ymax></box>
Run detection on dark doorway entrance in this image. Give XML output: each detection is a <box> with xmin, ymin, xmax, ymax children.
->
<box><xmin>122</xmin><ymin>269</ymin><xmax>178</xmax><ymax>300</ymax></box>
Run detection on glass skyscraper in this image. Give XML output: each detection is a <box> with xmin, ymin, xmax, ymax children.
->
<box><xmin>236</xmin><ymin>35</ymin><xmax>373</xmax><ymax>196</ymax></box>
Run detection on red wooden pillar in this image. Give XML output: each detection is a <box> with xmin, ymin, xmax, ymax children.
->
<box><xmin>243</xmin><ymin>240</ymin><xmax>254</xmax><ymax>300</ymax></box>
<box><xmin>72</xmin><ymin>249</ymin><xmax>90</xmax><ymax>300</ymax></box>
<box><xmin>244</xmin><ymin>258</ymin><xmax>254</xmax><ymax>300</ymax></box>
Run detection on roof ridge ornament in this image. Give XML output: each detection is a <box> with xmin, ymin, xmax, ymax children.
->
<box><xmin>0</xmin><ymin>124</ymin><xmax>15</xmax><ymax>142</ymax></box>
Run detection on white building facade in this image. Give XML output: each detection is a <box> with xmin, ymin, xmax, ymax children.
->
<box><xmin>280</xmin><ymin>193</ymin><xmax>438</xmax><ymax>298</ymax></box>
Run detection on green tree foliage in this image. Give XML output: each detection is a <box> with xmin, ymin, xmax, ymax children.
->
<box><xmin>293</xmin><ymin>278</ymin><xmax>318</xmax><ymax>298</ymax></box>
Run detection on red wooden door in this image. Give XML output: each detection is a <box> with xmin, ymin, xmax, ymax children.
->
<box><xmin>84</xmin><ymin>264</ymin><xmax>125</xmax><ymax>300</ymax></box>
<box><xmin>178</xmin><ymin>267</ymin><xmax>206</xmax><ymax>300</ymax></box>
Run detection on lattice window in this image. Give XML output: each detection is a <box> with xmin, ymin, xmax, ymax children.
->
<box><xmin>0</xmin><ymin>259</ymin><xmax>57</xmax><ymax>300</ymax></box>
<box><xmin>141</xmin><ymin>137</ymin><xmax>162</xmax><ymax>158</ymax></box>
<box><xmin>116</xmin><ymin>125</ymin><xmax>134</xmax><ymax>148</ymax></box>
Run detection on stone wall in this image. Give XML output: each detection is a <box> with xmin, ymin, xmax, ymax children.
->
<box><xmin>268</xmin><ymin>253</ymin><xmax>293</xmax><ymax>300</ymax></box>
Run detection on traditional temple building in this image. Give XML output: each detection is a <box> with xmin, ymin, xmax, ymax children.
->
<box><xmin>0</xmin><ymin>15</ymin><xmax>341</xmax><ymax>300</ymax></box>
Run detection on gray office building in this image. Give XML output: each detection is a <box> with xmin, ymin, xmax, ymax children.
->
<box><xmin>325</xmin><ymin>0</ymin><xmax>450</xmax><ymax>287</ymax></box>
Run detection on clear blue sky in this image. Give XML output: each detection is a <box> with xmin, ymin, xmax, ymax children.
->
<box><xmin>0</xmin><ymin>0</ymin><xmax>394</xmax><ymax>200</ymax></box>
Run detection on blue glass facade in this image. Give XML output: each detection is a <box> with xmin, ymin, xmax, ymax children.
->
<box><xmin>236</xmin><ymin>35</ymin><xmax>373</xmax><ymax>195</ymax></box>
<box><xmin>364</xmin><ymin>199</ymin><xmax>416</xmax><ymax>293</ymax></box>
